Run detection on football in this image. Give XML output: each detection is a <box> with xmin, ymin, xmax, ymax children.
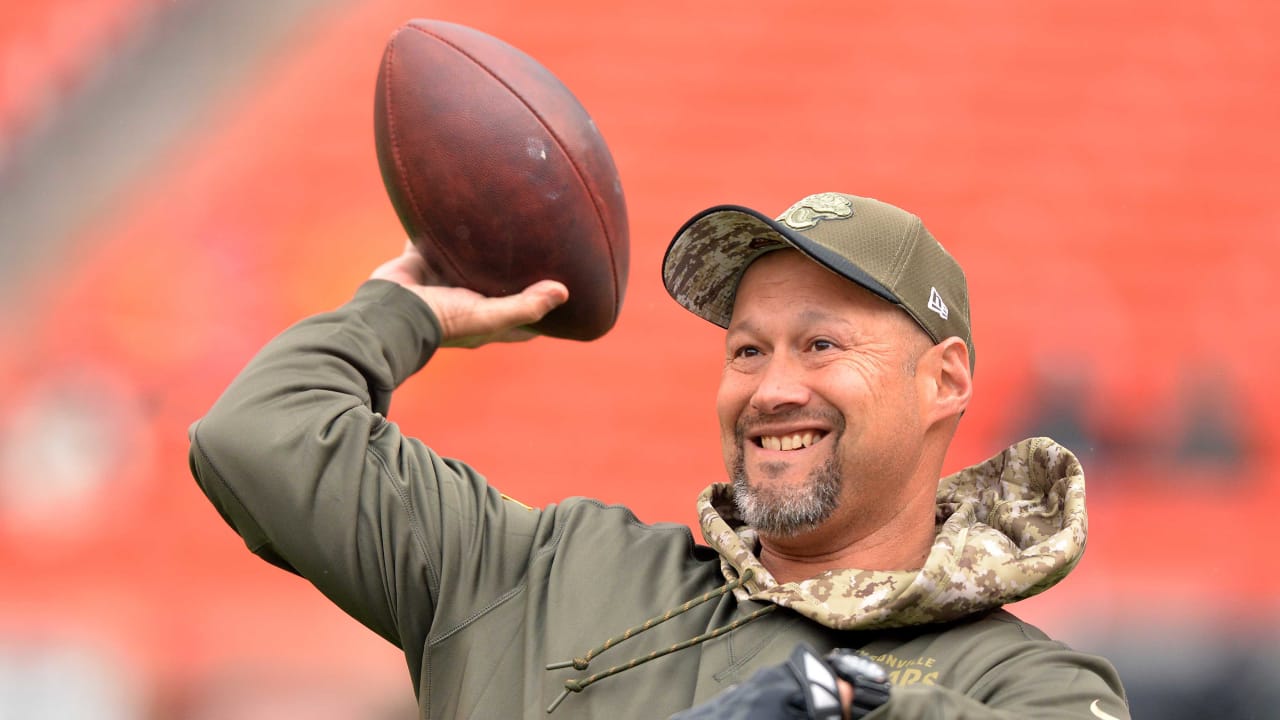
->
<box><xmin>373</xmin><ymin>19</ymin><xmax>629</xmax><ymax>341</ymax></box>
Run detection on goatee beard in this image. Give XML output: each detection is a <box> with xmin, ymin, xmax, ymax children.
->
<box><xmin>729</xmin><ymin>418</ymin><xmax>843</xmax><ymax>537</ymax></box>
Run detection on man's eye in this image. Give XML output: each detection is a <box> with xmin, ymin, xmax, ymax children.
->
<box><xmin>811</xmin><ymin>339</ymin><xmax>835</xmax><ymax>351</ymax></box>
<box><xmin>733</xmin><ymin>346</ymin><xmax>761</xmax><ymax>359</ymax></box>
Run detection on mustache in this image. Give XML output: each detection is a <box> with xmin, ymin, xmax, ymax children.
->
<box><xmin>733</xmin><ymin>407</ymin><xmax>845</xmax><ymax>443</ymax></box>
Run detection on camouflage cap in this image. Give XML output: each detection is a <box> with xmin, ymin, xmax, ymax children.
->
<box><xmin>662</xmin><ymin>192</ymin><xmax>975</xmax><ymax>371</ymax></box>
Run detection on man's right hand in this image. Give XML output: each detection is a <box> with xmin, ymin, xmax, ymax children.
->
<box><xmin>370</xmin><ymin>241</ymin><xmax>569</xmax><ymax>348</ymax></box>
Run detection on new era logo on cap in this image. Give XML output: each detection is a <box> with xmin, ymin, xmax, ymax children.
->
<box><xmin>928</xmin><ymin>287</ymin><xmax>949</xmax><ymax>319</ymax></box>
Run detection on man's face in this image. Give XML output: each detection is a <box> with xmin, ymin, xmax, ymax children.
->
<box><xmin>716</xmin><ymin>250</ymin><xmax>932</xmax><ymax>539</ymax></box>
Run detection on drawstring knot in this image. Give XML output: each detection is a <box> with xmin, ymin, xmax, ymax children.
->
<box><xmin>545</xmin><ymin>568</ymin><xmax>776</xmax><ymax>713</ymax></box>
<box><xmin>545</xmin><ymin>657</ymin><xmax>590</xmax><ymax>671</ymax></box>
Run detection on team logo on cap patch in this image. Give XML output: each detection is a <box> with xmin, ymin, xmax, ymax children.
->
<box><xmin>927</xmin><ymin>287</ymin><xmax>949</xmax><ymax>319</ymax></box>
<box><xmin>776</xmin><ymin>193</ymin><xmax>854</xmax><ymax>230</ymax></box>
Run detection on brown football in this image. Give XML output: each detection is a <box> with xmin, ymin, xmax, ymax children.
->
<box><xmin>373</xmin><ymin>19</ymin><xmax>629</xmax><ymax>341</ymax></box>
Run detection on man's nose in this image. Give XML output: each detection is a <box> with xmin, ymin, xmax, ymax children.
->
<box><xmin>749</xmin><ymin>354</ymin><xmax>810</xmax><ymax>414</ymax></box>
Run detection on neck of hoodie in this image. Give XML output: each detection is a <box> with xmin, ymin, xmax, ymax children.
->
<box><xmin>697</xmin><ymin>437</ymin><xmax>1090</xmax><ymax>631</ymax></box>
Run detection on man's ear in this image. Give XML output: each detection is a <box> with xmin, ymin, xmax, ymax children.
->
<box><xmin>918</xmin><ymin>337</ymin><xmax>972</xmax><ymax>426</ymax></box>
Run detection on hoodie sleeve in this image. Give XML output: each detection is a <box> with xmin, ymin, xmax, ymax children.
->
<box><xmin>870</xmin><ymin>642</ymin><xmax>1130</xmax><ymax>720</ymax></box>
<box><xmin>187</xmin><ymin>279</ymin><xmax>543</xmax><ymax>659</ymax></box>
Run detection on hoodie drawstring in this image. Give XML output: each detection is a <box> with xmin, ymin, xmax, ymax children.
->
<box><xmin>544</xmin><ymin>567</ymin><xmax>777</xmax><ymax>713</ymax></box>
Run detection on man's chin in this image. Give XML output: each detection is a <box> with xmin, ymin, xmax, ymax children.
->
<box><xmin>731</xmin><ymin>480</ymin><xmax>838</xmax><ymax>538</ymax></box>
<box><xmin>728</xmin><ymin>449</ymin><xmax>842</xmax><ymax>537</ymax></box>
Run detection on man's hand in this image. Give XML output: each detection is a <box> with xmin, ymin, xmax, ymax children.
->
<box><xmin>669</xmin><ymin>645</ymin><xmax>870</xmax><ymax>720</ymax></box>
<box><xmin>370</xmin><ymin>241</ymin><xmax>569</xmax><ymax>348</ymax></box>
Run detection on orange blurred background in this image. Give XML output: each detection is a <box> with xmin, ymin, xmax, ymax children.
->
<box><xmin>1</xmin><ymin>1</ymin><xmax>1277</xmax><ymax>717</ymax></box>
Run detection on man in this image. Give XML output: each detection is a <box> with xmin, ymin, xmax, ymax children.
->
<box><xmin>189</xmin><ymin>192</ymin><xmax>1129</xmax><ymax>718</ymax></box>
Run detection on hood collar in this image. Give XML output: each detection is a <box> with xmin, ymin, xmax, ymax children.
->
<box><xmin>697</xmin><ymin>437</ymin><xmax>1088</xmax><ymax>630</ymax></box>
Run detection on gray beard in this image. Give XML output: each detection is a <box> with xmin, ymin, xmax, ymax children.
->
<box><xmin>730</xmin><ymin>443</ymin><xmax>842</xmax><ymax>538</ymax></box>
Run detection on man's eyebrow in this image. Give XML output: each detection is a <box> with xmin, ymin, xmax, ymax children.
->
<box><xmin>726</xmin><ymin>311</ymin><xmax>857</xmax><ymax>337</ymax></box>
<box><xmin>725</xmin><ymin>319</ymin><xmax>761</xmax><ymax>337</ymax></box>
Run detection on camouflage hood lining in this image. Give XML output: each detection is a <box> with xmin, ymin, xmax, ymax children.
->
<box><xmin>696</xmin><ymin>437</ymin><xmax>1088</xmax><ymax>631</ymax></box>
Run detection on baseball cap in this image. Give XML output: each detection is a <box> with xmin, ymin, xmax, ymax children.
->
<box><xmin>662</xmin><ymin>192</ymin><xmax>974</xmax><ymax>371</ymax></box>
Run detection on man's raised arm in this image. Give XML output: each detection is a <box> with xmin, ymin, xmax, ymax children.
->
<box><xmin>187</xmin><ymin>242</ymin><xmax>567</xmax><ymax>650</ymax></box>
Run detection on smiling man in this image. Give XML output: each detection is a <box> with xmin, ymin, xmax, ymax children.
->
<box><xmin>189</xmin><ymin>192</ymin><xmax>1130</xmax><ymax>718</ymax></box>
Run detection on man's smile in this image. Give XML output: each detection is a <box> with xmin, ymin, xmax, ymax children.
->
<box><xmin>752</xmin><ymin>430</ymin><xmax>828</xmax><ymax>451</ymax></box>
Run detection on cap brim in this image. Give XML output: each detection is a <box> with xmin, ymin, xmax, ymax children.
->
<box><xmin>662</xmin><ymin>204</ymin><xmax>899</xmax><ymax>328</ymax></box>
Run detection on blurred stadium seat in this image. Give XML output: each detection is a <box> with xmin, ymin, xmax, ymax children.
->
<box><xmin>0</xmin><ymin>1</ymin><xmax>162</xmax><ymax>164</ymax></box>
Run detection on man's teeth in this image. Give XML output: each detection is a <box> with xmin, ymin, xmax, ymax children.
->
<box><xmin>760</xmin><ymin>432</ymin><xmax>819</xmax><ymax>451</ymax></box>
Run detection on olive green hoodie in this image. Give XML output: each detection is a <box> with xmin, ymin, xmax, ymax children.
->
<box><xmin>189</xmin><ymin>280</ymin><xmax>1128</xmax><ymax>719</ymax></box>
